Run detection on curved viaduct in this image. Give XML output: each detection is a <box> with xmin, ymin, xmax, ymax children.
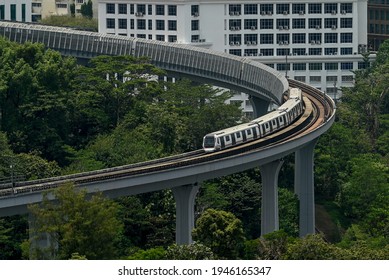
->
<box><xmin>0</xmin><ymin>22</ymin><xmax>336</xmax><ymax>244</ymax></box>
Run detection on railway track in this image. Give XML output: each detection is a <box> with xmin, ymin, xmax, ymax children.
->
<box><xmin>0</xmin><ymin>86</ymin><xmax>333</xmax><ymax>198</ymax></box>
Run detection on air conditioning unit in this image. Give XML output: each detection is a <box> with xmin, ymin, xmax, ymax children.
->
<box><xmin>341</xmin><ymin>10</ymin><xmax>346</xmax><ymax>15</ymax></box>
<box><xmin>231</xmin><ymin>27</ymin><xmax>236</xmax><ymax>30</ymax></box>
<box><xmin>258</xmin><ymin>53</ymin><xmax>263</xmax><ymax>56</ymax></box>
<box><xmin>331</xmin><ymin>10</ymin><xmax>337</xmax><ymax>15</ymax></box>
<box><xmin>236</xmin><ymin>27</ymin><xmax>240</xmax><ymax>31</ymax></box>
<box><xmin>235</xmin><ymin>12</ymin><xmax>240</xmax><ymax>16</ymax></box>
<box><xmin>279</xmin><ymin>41</ymin><xmax>284</xmax><ymax>45</ymax></box>
<box><xmin>235</xmin><ymin>42</ymin><xmax>241</xmax><ymax>46</ymax></box>
<box><xmin>230</xmin><ymin>41</ymin><xmax>235</xmax><ymax>45</ymax></box>
<box><xmin>311</xmin><ymin>40</ymin><xmax>316</xmax><ymax>44</ymax></box>
<box><xmin>293</xmin><ymin>53</ymin><xmax>298</xmax><ymax>56</ymax></box>
<box><xmin>246</xmin><ymin>41</ymin><xmax>251</xmax><ymax>45</ymax></box>
<box><xmin>261</xmin><ymin>11</ymin><xmax>266</xmax><ymax>15</ymax></box>
<box><xmin>267</xmin><ymin>11</ymin><xmax>273</xmax><ymax>15</ymax></box>
<box><xmin>252</xmin><ymin>41</ymin><xmax>257</xmax><ymax>45</ymax></box>
<box><xmin>249</xmin><ymin>53</ymin><xmax>254</xmax><ymax>56</ymax></box>
<box><xmin>299</xmin><ymin>11</ymin><xmax>304</xmax><ymax>15</ymax></box>
<box><xmin>251</xmin><ymin>26</ymin><xmax>257</xmax><ymax>30</ymax></box>
<box><xmin>135</xmin><ymin>12</ymin><xmax>144</xmax><ymax>16</ymax></box>
<box><xmin>194</xmin><ymin>12</ymin><xmax>199</xmax><ymax>17</ymax></box>
<box><xmin>283</xmin><ymin>11</ymin><xmax>288</xmax><ymax>15</ymax></box>
<box><xmin>284</xmin><ymin>41</ymin><xmax>289</xmax><ymax>45</ymax></box>
<box><xmin>315</xmin><ymin>25</ymin><xmax>320</xmax><ymax>29</ymax></box>
<box><xmin>316</xmin><ymin>41</ymin><xmax>321</xmax><ymax>44</ymax></box>
<box><xmin>334</xmin><ymin>52</ymin><xmax>338</xmax><ymax>55</ymax></box>
<box><xmin>199</xmin><ymin>39</ymin><xmax>205</xmax><ymax>42</ymax></box>
<box><xmin>279</xmin><ymin>26</ymin><xmax>284</xmax><ymax>30</ymax></box>
<box><xmin>284</xmin><ymin>26</ymin><xmax>289</xmax><ymax>30</ymax></box>
<box><xmin>229</xmin><ymin>12</ymin><xmax>234</xmax><ymax>16</ymax></box>
<box><xmin>331</xmin><ymin>25</ymin><xmax>337</xmax><ymax>30</ymax></box>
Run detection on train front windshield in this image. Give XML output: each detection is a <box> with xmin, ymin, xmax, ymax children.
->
<box><xmin>203</xmin><ymin>136</ymin><xmax>216</xmax><ymax>148</ymax></box>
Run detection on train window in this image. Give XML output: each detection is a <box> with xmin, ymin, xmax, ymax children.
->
<box><xmin>225</xmin><ymin>135</ymin><xmax>230</xmax><ymax>142</ymax></box>
<box><xmin>246</xmin><ymin>129</ymin><xmax>252</xmax><ymax>135</ymax></box>
<box><xmin>236</xmin><ymin>132</ymin><xmax>241</xmax><ymax>138</ymax></box>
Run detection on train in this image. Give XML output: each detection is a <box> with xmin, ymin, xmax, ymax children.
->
<box><xmin>202</xmin><ymin>88</ymin><xmax>304</xmax><ymax>152</ymax></box>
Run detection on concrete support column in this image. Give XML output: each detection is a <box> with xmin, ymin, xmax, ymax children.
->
<box><xmin>294</xmin><ymin>139</ymin><xmax>318</xmax><ymax>237</ymax></box>
<box><xmin>259</xmin><ymin>160</ymin><xmax>283</xmax><ymax>235</ymax></box>
<box><xmin>172</xmin><ymin>183</ymin><xmax>200</xmax><ymax>244</ymax></box>
<box><xmin>28</xmin><ymin>212</ymin><xmax>57</xmax><ymax>259</ymax></box>
<box><xmin>250</xmin><ymin>96</ymin><xmax>271</xmax><ymax>118</ymax></box>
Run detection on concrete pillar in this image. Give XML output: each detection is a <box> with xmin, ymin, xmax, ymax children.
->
<box><xmin>294</xmin><ymin>139</ymin><xmax>318</xmax><ymax>237</ymax></box>
<box><xmin>28</xmin><ymin>212</ymin><xmax>57</xmax><ymax>259</ymax></box>
<box><xmin>259</xmin><ymin>160</ymin><xmax>283</xmax><ymax>235</ymax></box>
<box><xmin>250</xmin><ymin>96</ymin><xmax>271</xmax><ymax>118</ymax></box>
<box><xmin>172</xmin><ymin>183</ymin><xmax>200</xmax><ymax>244</ymax></box>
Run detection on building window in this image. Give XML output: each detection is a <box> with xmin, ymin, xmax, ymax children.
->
<box><xmin>106</xmin><ymin>3</ymin><xmax>115</xmax><ymax>14</ymax></box>
<box><xmin>324</xmin><ymin>3</ymin><xmax>338</xmax><ymax>14</ymax></box>
<box><xmin>277</xmin><ymin>19</ymin><xmax>289</xmax><ymax>29</ymax></box>
<box><xmin>229</xmin><ymin>49</ymin><xmax>242</xmax><ymax>57</ymax></box>
<box><xmin>137</xmin><ymin>19</ymin><xmax>146</xmax><ymax>30</ymax></box>
<box><xmin>244</xmin><ymin>19</ymin><xmax>258</xmax><ymax>29</ymax></box>
<box><xmin>292</xmin><ymin>3</ymin><xmax>305</xmax><ymax>14</ymax></box>
<box><xmin>310</xmin><ymin>76</ymin><xmax>321</xmax><ymax>82</ymax></box>
<box><xmin>260</xmin><ymin>34</ymin><xmax>273</xmax><ymax>44</ymax></box>
<box><xmin>309</xmin><ymin>48</ymin><xmax>322</xmax><ymax>55</ymax></box>
<box><xmin>191</xmin><ymin>35</ymin><xmax>199</xmax><ymax>42</ymax></box>
<box><xmin>292</xmin><ymin>33</ymin><xmax>306</xmax><ymax>44</ymax></box>
<box><xmin>340</xmin><ymin>3</ymin><xmax>352</xmax><ymax>14</ymax></box>
<box><xmin>308</xmin><ymin>3</ymin><xmax>321</xmax><ymax>14</ymax></box>
<box><xmin>342</xmin><ymin>75</ymin><xmax>354</xmax><ymax>82</ymax></box>
<box><xmin>260</xmin><ymin>4</ymin><xmax>273</xmax><ymax>14</ymax></box>
<box><xmin>156</xmin><ymin>5</ymin><xmax>165</xmax><ymax>15</ymax></box>
<box><xmin>358</xmin><ymin>61</ymin><xmax>369</xmax><ymax>69</ymax></box>
<box><xmin>292</xmin><ymin>19</ymin><xmax>305</xmax><ymax>29</ymax></box>
<box><xmin>294</xmin><ymin>76</ymin><xmax>306</xmax><ymax>82</ymax></box>
<box><xmin>276</xmin><ymin>4</ymin><xmax>289</xmax><ymax>14</ymax></box>
<box><xmin>106</xmin><ymin>18</ymin><xmax>115</xmax><ymax>29</ymax></box>
<box><xmin>168</xmin><ymin>5</ymin><xmax>177</xmax><ymax>16</ymax></box>
<box><xmin>244</xmin><ymin>4</ymin><xmax>257</xmax><ymax>15</ymax></box>
<box><xmin>156</xmin><ymin>20</ymin><xmax>165</xmax><ymax>30</ymax></box>
<box><xmin>118</xmin><ymin>4</ymin><xmax>127</xmax><ymax>14</ymax></box>
<box><xmin>324</xmin><ymin>33</ymin><xmax>337</xmax><ymax>43</ymax></box>
<box><xmin>31</xmin><ymin>15</ymin><xmax>42</xmax><ymax>22</ymax></box>
<box><xmin>340</xmin><ymin>33</ymin><xmax>353</xmax><ymax>43</ymax></box>
<box><xmin>326</xmin><ymin>76</ymin><xmax>337</xmax><ymax>82</ymax></box>
<box><xmin>244</xmin><ymin>49</ymin><xmax>258</xmax><ymax>56</ymax></box>
<box><xmin>168</xmin><ymin>35</ymin><xmax>177</xmax><ymax>42</ymax></box>
<box><xmin>261</xmin><ymin>49</ymin><xmax>274</xmax><ymax>56</ymax></box>
<box><xmin>130</xmin><ymin>19</ymin><xmax>134</xmax><ymax>29</ymax></box>
<box><xmin>229</xmin><ymin>19</ymin><xmax>242</xmax><ymax>30</ymax></box>
<box><xmin>137</xmin><ymin>34</ymin><xmax>146</xmax><ymax>39</ymax></box>
<box><xmin>277</xmin><ymin>62</ymin><xmax>290</xmax><ymax>71</ymax></box>
<box><xmin>168</xmin><ymin>20</ymin><xmax>177</xmax><ymax>31</ymax></box>
<box><xmin>119</xmin><ymin>19</ymin><xmax>127</xmax><ymax>29</ymax></box>
<box><xmin>340</xmin><ymin>47</ymin><xmax>352</xmax><ymax>55</ymax></box>
<box><xmin>148</xmin><ymin>5</ymin><xmax>152</xmax><ymax>15</ymax></box>
<box><xmin>277</xmin><ymin>48</ymin><xmax>290</xmax><ymax>56</ymax></box>
<box><xmin>191</xmin><ymin>5</ymin><xmax>199</xmax><ymax>16</ymax></box>
<box><xmin>244</xmin><ymin>34</ymin><xmax>258</xmax><ymax>44</ymax></box>
<box><xmin>325</xmin><ymin>63</ymin><xmax>338</xmax><ymax>70</ymax></box>
<box><xmin>309</xmin><ymin>63</ymin><xmax>322</xmax><ymax>71</ymax></box>
<box><xmin>309</xmin><ymin>33</ymin><xmax>322</xmax><ymax>44</ymax></box>
<box><xmin>229</xmin><ymin>34</ymin><xmax>242</xmax><ymax>45</ymax></box>
<box><xmin>260</xmin><ymin>19</ymin><xmax>273</xmax><ymax>29</ymax></box>
<box><xmin>292</xmin><ymin>48</ymin><xmax>306</xmax><ymax>55</ymax></box>
<box><xmin>325</xmin><ymin>48</ymin><xmax>338</xmax><ymax>55</ymax></box>
<box><xmin>325</xmin><ymin>18</ymin><xmax>337</xmax><ymax>29</ymax></box>
<box><xmin>340</xmin><ymin>18</ymin><xmax>352</xmax><ymax>28</ymax></box>
<box><xmin>293</xmin><ymin>63</ymin><xmax>306</xmax><ymax>71</ymax></box>
<box><xmin>341</xmin><ymin>62</ymin><xmax>353</xmax><ymax>70</ymax></box>
<box><xmin>130</xmin><ymin>4</ymin><xmax>134</xmax><ymax>14</ymax></box>
<box><xmin>277</xmin><ymin>34</ymin><xmax>290</xmax><ymax>44</ymax></box>
<box><xmin>57</xmin><ymin>3</ymin><xmax>67</xmax><ymax>9</ymax></box>
<box><xmin>148</xmin><ymin>19</ymin><xmax>152</xmax><ymax>30</ymax></box>
<box><xmin>229</xmin><ymin>4</ymin><xmax>241</xmax><ymax>15</ymax></box>
<box><xmin>309</xmin><ymin>18</ymin><xmax>321</xmax><ymax>29</ymax></box>
<box><xmin>191</xmin><ymin>20</ymin><xmax>199</xmax><ymax>31</ymax></box>
<box><xmin>137</xmin><ymin>4</ymin><xmax>146</xmax><ymax>14</ymax></box>
<box><xmin>156</xmin><ymin>35</ymin><xmax>165</xmax><ymax>41</ymax></box>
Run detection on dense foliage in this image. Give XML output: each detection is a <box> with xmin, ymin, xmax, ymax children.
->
<box><xmin>0</xmin><ymin>37</ymin><xmax>388</xmax><ymax>259</ymax></box>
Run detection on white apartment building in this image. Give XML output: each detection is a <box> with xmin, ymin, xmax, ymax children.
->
<box><xmin>0</xmin><ymin>0</ymin><xmax>97</xmax><ymax>22</ymax></box>
<box><xmin>101</xmin><ymin>1</ymin><xmax>368</xmax><ymax>113</ymax></box>
<box><xmin>0</xmin><ymin>0</ymin><xmax>31</xmax><ymax>22</ymax></box>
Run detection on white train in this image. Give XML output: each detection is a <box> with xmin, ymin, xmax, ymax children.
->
<box><xmin>202</xmin><ymin>88</ymin><xmax>304</xmax><ymax>152</ymax></box>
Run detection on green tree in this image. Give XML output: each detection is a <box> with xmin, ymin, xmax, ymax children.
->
<box><xmin>28</xmin><ymin>183</ymin><xmax>123</xmax><ymax>259</ymax></box>
<box><xmin>192</xmin><ymin>209</ymin><xmax>245</xmax><ymax>259</ymax></box>
<box><xmin>165</xmin><ymin>242</ymin><xmax>215</xmax><ymax>260</ymax></box>
<box><xmin>80</xmin><ymin>0</ymin><xmax>93</xmax><ymax>18</ymax></box>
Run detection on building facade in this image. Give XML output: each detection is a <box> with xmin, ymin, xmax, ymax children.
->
<box><xmin>98</xmin><ymin>0</ymin><xmax>369</xmax><ymax>113</ymax></box>
<box><xmin>368</xmin><ymin>0</ymin><xmax>389</xmax><ymax>51</ymax></box>
<box><xmin>0</xmin><ymin>0</ymin><xmax>31</xmax><ymax>22</ymax></box>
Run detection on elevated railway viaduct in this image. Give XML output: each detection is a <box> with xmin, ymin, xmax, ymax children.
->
<box><xmin>0</xmin><ymin>22</ymin><xmax>336</xmax><ymax>244</ymax></box>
